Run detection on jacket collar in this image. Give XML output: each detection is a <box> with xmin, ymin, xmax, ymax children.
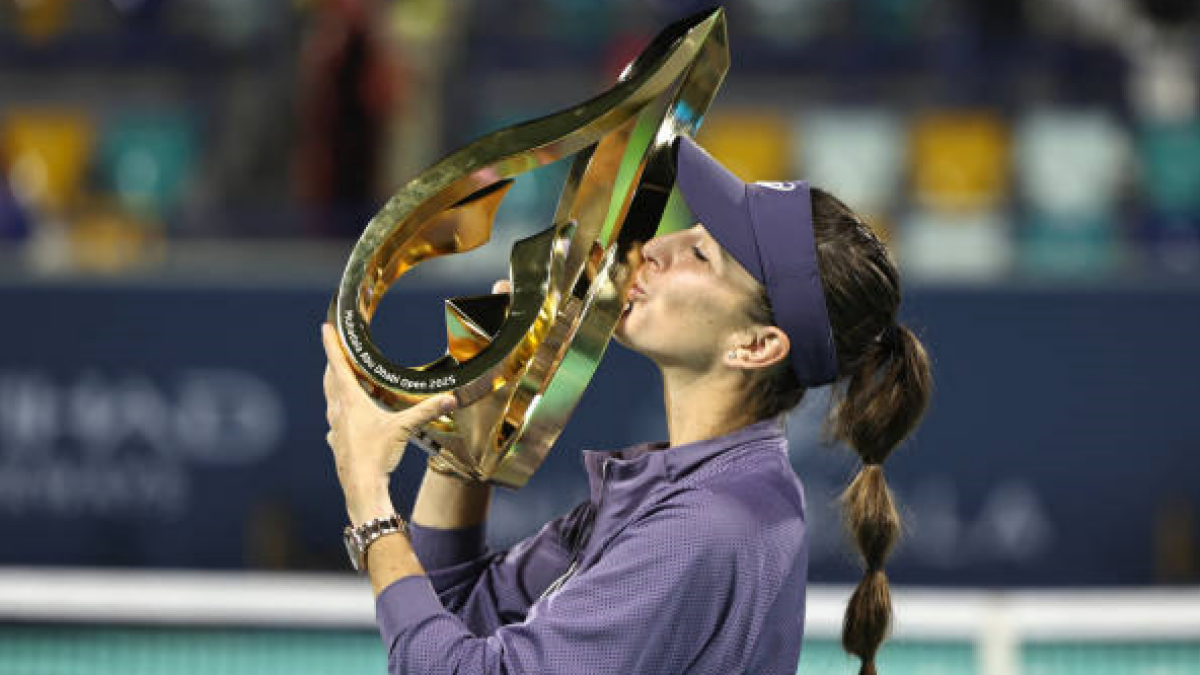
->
<box><xmin>580</xmin><ymin>417</ymin><xmax>787</xmax><ymax>507</ymax></box>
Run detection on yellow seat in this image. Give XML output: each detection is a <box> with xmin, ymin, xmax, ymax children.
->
<box><xmin>1</xmin><ymin>110</ymin><xmax>95</xmax><ymax>213</ymax></box>
<box><xmin>910</xmin><ymin>111</ymin><xmax>1010</xmax><ymax>212</ymax></box>
<box><xmin>696</xmin><ymin>111</ymin><xmax>792</xmax><ymax>183</ymax></box>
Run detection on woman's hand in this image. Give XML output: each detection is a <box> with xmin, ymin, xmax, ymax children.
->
<box><xmin>321</xmin><ymin>323</ymin><xmax>457</xmax><ymax>525</ymax></box>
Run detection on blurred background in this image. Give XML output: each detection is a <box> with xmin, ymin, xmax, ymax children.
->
<box><xmin>1</xmin><ymin>0</ymin><xmax>1199</xmax><ymax>673</ymax></box>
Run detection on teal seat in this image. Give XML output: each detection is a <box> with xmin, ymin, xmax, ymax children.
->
<box><xmin>97</xmin><ymin>112</ymin><xmax>198</xmax><ymax>221</ymax></box>
<box><xmin>1019</xmin><ymin>213</ymin><xmax>1123</xmax><ymax>277</ymax></box>
<box><xmin>1138</xmin><ymin>119</ymin><xmax>1200</xmax><ymax>271</ymax></box>
<box><xmin>1139</xmin><ymin>119</ymin><xmax>1200</xmax><ymax>216</ymax></box>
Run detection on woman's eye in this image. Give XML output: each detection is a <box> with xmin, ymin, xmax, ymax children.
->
<box><xmin>692</xmin><ymin>246</ymin><xmax>709</xmax><ymax>262</ymax></box>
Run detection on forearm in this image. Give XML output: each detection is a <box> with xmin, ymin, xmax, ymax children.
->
<box><xmin>367</xmin><ymin>531</ymin><xmax>425</xmax><ymax>596</ymax></box>
<box><xmin>411</xmin><ymin>464</ymin><xmax>492</xmax><ymax>530</ymax></box>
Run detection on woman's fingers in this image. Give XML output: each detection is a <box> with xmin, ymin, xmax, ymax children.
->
<box><xmin>492</xmin><ymin>279</ymin><xmax>512</xmax><ymax>294</ymax></box>
<box><xmin>321</xmin><ymin>321</ymin><xmax>459</xmax><ymax>449</ymax></box>
<box><xmin>392</xmin><ymin>393</ymin><xmax>458</xmax><ymax>439</ymax></box>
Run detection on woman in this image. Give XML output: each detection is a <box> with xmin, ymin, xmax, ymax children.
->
<box><xmin>322</xmin><ymin>136</ymin><xmax>932</xmax><ymax>674</ymax></box>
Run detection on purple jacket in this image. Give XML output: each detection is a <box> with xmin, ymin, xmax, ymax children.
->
<box><xmin>377</xmin><ymin>418</ymin><xmax>809</xmax><ymax>674</ymax></box>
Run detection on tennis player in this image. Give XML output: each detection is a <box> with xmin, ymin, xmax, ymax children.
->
<box><xmin>322</xmin><ymin>136</ymin><xmax>932</xmax><ymax>675</ymax></box>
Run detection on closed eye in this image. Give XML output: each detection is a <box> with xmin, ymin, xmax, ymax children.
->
<box><xmin>692</xmin><ymin>245</ymin><xmax>709</xmax><ymax>262</ymax></box>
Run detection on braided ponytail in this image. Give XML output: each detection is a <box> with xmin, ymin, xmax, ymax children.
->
<box><xmin>834</xmin><ymin>324</ymin><xmax>930</xmax><ymax>674</ymax></box>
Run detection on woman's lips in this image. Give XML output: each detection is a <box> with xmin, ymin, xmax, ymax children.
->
<box><xmin>622</xmin><ymin>282</ymin><xmax>645</xmax><ymax>316</ymax></box>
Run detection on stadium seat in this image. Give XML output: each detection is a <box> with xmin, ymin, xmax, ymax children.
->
<box><xmin>0</xmin><ymin>110</ymin><xmax>95</xmax><ymax>213</ymax></box>
<box><xmin>1015</xmin><ymin>108</ymin><xmax>1129</xmax><ymax>218</ymax></box>
<box><xmin>1014</xmin><ymin>109</ymin><xmax>1129</xmax><ymax>276</ymax></box>
<box><xmin>696</xmin><ymin>110</ymin><xmax>792</xmax><ymax>183</ymax></box>
<box><xmin>794</xmin><ymin>107</ymin><xmax>904</xmax><ymax>230</ymax></box>
<box><xmin>898</xmin><ymin>209</ymin><xmax>1013</xmax><ymax>280</ymax></box>
<box><xmin>1136</xmin><ymin>118</ymin><xmax>1200</xmax><ymax>272</ymax></box>
<box><xmin>1019</xmin><ymin>213</ymin><xmax>1122</xmax><ymax>277</ymax></box>
<box><xmin>97</xmin><ymin>112</ymin><xmax>198</xmax><ymax>219</ymax></box>
<box><xmin>910</xmin><ymin>111</ymin><xmax>1010</xmax><ymax>212</ymax></box>
<box><xmin>1138</xmin><ymin>118</ymin><xmax>1200</xmax><ymax>217</ymax></box>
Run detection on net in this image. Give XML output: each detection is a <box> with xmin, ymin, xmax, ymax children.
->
<box><xmin>1</xmin><ymin>568</ymin><xmax>1197</xmax><ymax>675</ymax></box>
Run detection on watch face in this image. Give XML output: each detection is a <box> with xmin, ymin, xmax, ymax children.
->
<box><xmin>343</xmin><ymin>528</ymin><xmax>364</xmax><ymax>572</ymax></box>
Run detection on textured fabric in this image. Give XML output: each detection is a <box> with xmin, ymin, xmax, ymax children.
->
<box><xmin>378</xmin><ymin>418</ymin><xmax>809</xmax><ymax>674</ymax></box>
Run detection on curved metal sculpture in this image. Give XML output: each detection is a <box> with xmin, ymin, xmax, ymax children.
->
<box><xmin>330</xmin><ymin>9</ymin><xmax>729</xmax><ymax>488</ymax></box>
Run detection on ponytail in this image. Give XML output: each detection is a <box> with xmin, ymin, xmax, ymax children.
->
<box><xmin>834</xmin><ymin>325</ymin><xmax>931</xmax><ymax>674</ymax></box>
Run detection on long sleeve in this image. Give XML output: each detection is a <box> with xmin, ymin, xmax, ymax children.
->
<box><xmin>406</xmin><ymin>501</ymin><xmax>589</xmax><ymax>635</ymax></box>
<box><xmin>376</xmin><ymin>493</ymin><xmax>798</xmax><ymax>675</ymax></box>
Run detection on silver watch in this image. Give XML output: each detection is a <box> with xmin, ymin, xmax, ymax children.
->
<box><xmin>343</xmin><ymin>514</ymin><xmax>409</xmax><ymax>573</ymax></box>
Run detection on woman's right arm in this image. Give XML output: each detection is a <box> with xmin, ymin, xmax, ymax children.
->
<box><xmin>408</xmin><ymin>278</ymin><xmax>503</xmax><ymax>558</ymax></box>
<box><xmin>407</xmin><ymin>467</ymin><xmax>494</xmax><ymax>595</ymax></box>
<box><xmin>409</xmin><ymin>276</ymin><xmax>503</xmax><ymax>550</ymax></box>
<box><xmin>402</xmin><ymin>278</ymin><xmax>578</xmax><ymax>634</ymax></box>
<box><xmin>411</xmin><ymin>467</ymin><xmax>492</xmax><ymax>530</ymax></box>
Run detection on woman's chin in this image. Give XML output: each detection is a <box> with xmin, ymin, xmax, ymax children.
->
<box><xmin>612</xmin><ymin>313</ymin><xmax>643</xmax><ymax>351</ymax></box>
<box><xmin>613</xmin><ymin>305</ymin><xmax>653</xmax><ymax>355</ymax></box>
<box><xmin>612</xmin><ymin>318</ymin><xmax>631</xmax><ymax>348</ymax></box>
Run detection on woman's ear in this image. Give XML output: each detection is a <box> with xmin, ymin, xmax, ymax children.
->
<box><xmin>726</xmin><ymin>326</ymin><xmax>790</xmax><ymax>370</ymax></box>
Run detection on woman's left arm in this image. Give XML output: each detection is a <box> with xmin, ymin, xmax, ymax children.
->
<box><xmin>321</xmin><ymin>323</ymin><xmax>457</xmax><ymax>595</ymax></box>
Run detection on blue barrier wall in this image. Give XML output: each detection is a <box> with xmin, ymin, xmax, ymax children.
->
<box><xmin>1</xmin><ymin>281</ymin><xmax>1197</xmax><ymax>585</ymax></box>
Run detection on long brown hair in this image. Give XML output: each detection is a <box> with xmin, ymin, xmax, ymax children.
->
<box><xmin>746</xmin><ymin>187</ymin><xmax>932</xmax><ymax>675</ymax></box>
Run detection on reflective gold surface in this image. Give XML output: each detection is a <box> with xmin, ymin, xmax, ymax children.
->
<box><xmin>330</xmin><ymin>9</ymin><xmax>729</xmax><ymax>489</ymax></box>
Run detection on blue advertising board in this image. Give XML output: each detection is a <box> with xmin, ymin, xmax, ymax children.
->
<box><xmin>0</xmin><ymin>280</ymin><xmax>1197</xmax><ymax>585</ymax></box>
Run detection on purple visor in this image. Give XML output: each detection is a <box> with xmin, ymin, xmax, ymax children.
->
<box><xmin>673</xmin><ymin>135</ymin><xmax>839</xmax><ymax>387</ymax></box>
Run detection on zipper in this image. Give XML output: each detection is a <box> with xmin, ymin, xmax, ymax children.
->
<box><xmin>538</xmin><ymin>458</ymin><xmax>609</xmax><ymax>602</ymax></box>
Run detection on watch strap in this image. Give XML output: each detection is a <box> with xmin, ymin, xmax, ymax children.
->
<box><xmin>344</xmin><ymin>513</ymin><xmax>408</xmax><ymax>573</ymax></box>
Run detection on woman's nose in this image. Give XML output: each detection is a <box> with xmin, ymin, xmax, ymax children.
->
<box><xmin>641</xmin><ymin>235</ymin><xmax>666</xmax><ymax>271</ymax></box>
<box><xmin>643</xmin><ymin>230</ymin><xmax>688</xmax><ymax>264</ymax></box>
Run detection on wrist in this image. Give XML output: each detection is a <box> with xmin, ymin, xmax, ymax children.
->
<box><xmin>426</xmin><ymin>455</ymin><xmax>482</xmax><ymax>484</ymax></box>
<box><xmin>343</xmin><ymin>513</ymin><xmax>409</xmax><ymax>574</ymax></box>
<box><xmin>343</xmin><ymin>474</ymin><xmax>394</xmax><ymax>527</ymax></box>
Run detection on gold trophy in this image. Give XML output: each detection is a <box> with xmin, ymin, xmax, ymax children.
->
<box><xmin>330</xmin><ymin>9</ymin><xmax>729</xmax><ymax>488</ymax></box>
